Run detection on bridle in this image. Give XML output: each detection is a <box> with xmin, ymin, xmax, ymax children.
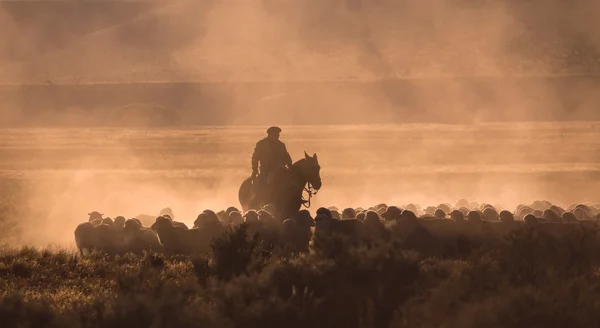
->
<box><xmin>302</xmin><ymin>182</ymin><xmax>319</xmax><ymax>208</ymax></box>
<box><xmin>289</xmin><ymin>160</ymin><xmax>320</xmax><ymax>209</ymax></box>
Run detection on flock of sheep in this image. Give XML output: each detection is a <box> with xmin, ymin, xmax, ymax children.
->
<box><xmin>74</xmin><ymin>200</ymin><xmax>600</xmax><ymax>256</ymax></box>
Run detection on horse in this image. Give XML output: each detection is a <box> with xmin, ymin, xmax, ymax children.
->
<box><xmin>239</xmin><ymin>151</ymin><xmax>322</xmax><ymax>221</ymax></box>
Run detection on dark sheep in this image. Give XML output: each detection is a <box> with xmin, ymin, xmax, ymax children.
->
<box><xmin>341</xmin><ymin>208</ymin><xmax>357</xmax><ymax>220</ymax></box>
<box><xmin>438</xmin><ymin>203</ymin><xmax>452</xmax><ymax>214</ymax></box>
<box><xmin>524</xmin><ymin>214</ymin><xmax>542</xmax><ymax>225</ymax></box>
<box><xmin>467</xmin><ymin>211</ymin><xmax>482</xmax><ymax>223</ymax></box>
<box><xmin>122</xmin><ymin>219</ymin><xmax>164</xmax><ymax>254</ymax></box>
<box><xmin>101</xmin><ymin>218</ymin><xmax>114</xmax><ymax>226</ymax></box>
<box><xmin>450</xmin><ymin>210</ymin><xmax>465</xmax><ymax>223</ymax></box>
<box><xmin>88</xmin><ymin>211</ymin><xmax>103</xmax><ymax>223</ymax></box>
<box><xmin>160</xmin><ymin>206</ymin><xmax>174</xmax><ymax>216</ymax></box>
<box><xmin>314</xmin><ymin>207</ymin><xmax>364</xmax><ymax>240</ymax></box>
<box><xmin>244</xmin><ymin>210</ymin><xmax>259</xmax><ymax>223</ymax></box>
<box><xmin>90</xmin><ymin>219</ymin><xmax>103</xmax><ymax>227</ymax></box>
<box><xmin>499</xmin><ymin>210</ymin><xmax>515</xmax><ymax>222</ymax></box>
<box><xmin>455</xmin><ymin>199</ymin><xmax>469</xmax><ymax>209</ymax></box>
<box><xmin>228</xmin><ymin>211</ymin><xmax>244</xmax><ymax>227</ymax></box>
<box><xmin>404</xmin><ymin>203</ymin><xmax>419</xmax><ymax>214</ymax></box>
<box><xmin>573</xmin><ymin>207</ymin><xmax>591</xmax><ymax>220</ymax></box>
<box><xmin>562</xmin><ymin>212</ymin><xmax>578</xmax><ymax>223</ymax></box>
<box><xmin>375</xmin><ymin>203</ymin><xmax>388</xmax><ymax>211</ymax></box>
<box><xmin>151</xmin><ymin>216</ymin><xmax>205</xmax><ymax>255</ymax></box>
<box><xmin>356</xmin><ymin>212</ymin><xmax>366</xmax><ymax>221</ymax></box>
<box><xmin>226</xmin><ymin>206</ymin><xmax>240</xmax><ymax>216</ymax></box>
<box><xmin>482</xmin><ymin>207</ymin><xmax>499</xmax><ymax>222</ymax></box>
<box><xmin>424</xmin><ymin>206</ymin><xmax>437</xmax><ymax>216</ymax></box>
<box><xmin>216</xmin><ymin>210</ymin><xmax>227</xmax><ymax>223</ymax></box>
<box><xmin>382</xmin><ymin>206</ymin><xmax>403</xmax><ymax>221</ymax></box>
<box><xmin>113</xmin><ymin>216</ymin><xmax>126</xmax><ymax>231</ymax></box>
<box><xmin>516</xmin><ymin>205</ymin><xmax>534</xmax><ymax>219</ymax></box>
<box><xmin>172</xmin><ymin>221</ymin><xmax>189</xmax><ymax>230</ymax></box>
<box><xmin>549</xmin><ymin>205</ymin><xmax>565</xmax><ymax>216</ymax></box>
<box><xmin>434</xmin><ymin>208</ymin><xmax>446</xmax><ymax>220</ymax></box>
<box><xmin>543</xmin><ymin>209</ymin><xmax>562</xmax><ymax>223</ymax></box>
<box><xmin>74</xmin><ymin>222</ymin><xmax>96</xmax><ymax>256</ymax></box>
<box><xmin>280</xmin><ymin>218</ymin><xmax>312</xmax><ymax>253</ymax></box>
<box><xmin>331</xmin><ymin>210</ymin><xmax>341</xmax><ymax>220</ymax></box>
<box><xmin>401</xmin><ymin>210</ymin><xmax>419</xmax><ymax>222</ymax></box>
<box><xmin>363</xmin><ymin>211</ymin><xmax>387</xmax><ymax>240</ymax></box>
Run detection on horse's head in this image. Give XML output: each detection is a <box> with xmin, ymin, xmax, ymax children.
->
<box><xmin>298</xmin><ymin>151</ymin><xmax>322</xmax><ymax>190</ymax></box>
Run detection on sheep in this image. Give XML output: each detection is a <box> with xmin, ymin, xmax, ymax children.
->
<box><xmin>331</xmin><ymin>210</ymin><xmax>341</xmax><ymax>220</ymax></box>
<box><xmin>92</xmin><ymin>223</ymin><xmax>120</xmax><ymax>255</ymax></box>
<box><xmin>467</xmin><ymin>211</ymin><xmax>483</xmax><ymax>223</ymax></box>
<box><xmin>342</xmin><ymin>208</ymin><xmax>357</xmax><ymax>220</ymax></box>
<box><xmin>543</xmin><ymin>209</ymin><xmax>562</xmax><ymax>223</ymax></box>
<box><xmin>88</xmin><ymin>211</ymin><xmax>103</xmax><ymax>223</ymax></box>
<box><xmin>482</xmin><ymin>207</ymin><xmax>499</xmax><ymax>222</ymax></box>
<box><xmin>524</xmin><ymin>214</ymin><xmax>542</xmax><ymax>225</ymax></box>
<box><xmin>314</xmin><ymin>207</ymin><xmax>364</xmax><ymax>240</ymax></box>
<box><xmin>113</xmin><ymin>216</ymin><xmax>126</xmax><ymax>232</ymax></box>
<box><xmin>226</xmin><ymin>206</ymin><xmax>240</xmax><ymax>216</ymax></box>
<box><xmin>74</xmin><ymin>222</ymin><xmax>96</xmax><ymax>256</ymax></box>
<box><xmin>455</xmin><ymin>199</ymin><xmax>470</xmax><ymax>209</ymax></box>
<box><xmin>562</xmin><ymin>212</ymin><xmax>578</xmax><ymax>223</ymax></box>
<box><xmin>424</xmin><ymin>206</ymin><xmax>437</xmax><ymax>216</ymax></box>
<box><xmin>499</xmin><ymin>210</ymin><xmax>515</xmax><ymax>222</ymax></box>
<box><xmin>434</xmin><ymin>208</ymin><xmax>446</xmax><ymax>220</ymax></box>
<box><xmin>287</xmin><ymin>210</ymin><xmax>314</xmax><ymax>252</ymax></box>
<box><xmin>404</xmin><ymin>203</ymin><xmax>419</xmax><ymax>214</ymax></box>
<box><xmin>122</xmin><ymin>219</ymin><xmax>164</xmax><ymax>254</ymax></box>
<box><xmin>382</xmin><ymin>206</ymin><xmax>402</xmax><ymax>222</ymax></box>
<box><xmin>450</xmin><ymin>210</ymin><xmax>465</xmax><ymax>223</ymax></box>
<box><xmin>438</xmin><ymin>203</ymin><xmax>452</xmax><ymax>214</ymax></box>
<box><xmin>159</xmin><ymin>207</ymin><xmax>174</xmax><ymax>220</ymax></box>
<box><xmin>356</xmin><ymin>212</ymin><xmax>366</xmax><ymax>221</ymax></box>
<box><xmin>90</xmin><ymin>219</ymin><xmax>103</xmax><ymax>227</ymax></box>
<box><xmin>573</xmin><ymin>207</ymin><xmax>592</xmax><ymax>220</ymax></box>
<box><xmin>375</xmin><ymin>203</ymin><xmax>388</xmax><ymax>211</ymax></box>
<box><xmin>151</xmin><ymin>216</ymin><xmax>201</xmax><ymax>255</ymax></box>
<box><xmin>227</xmin><ymin>211</ymin><xmax>244</xmax><ymax>227</ymax></box>
<box><xmin>363</xmin><ymin>211</ymin><xmax>387</xmax><ymax>240</ymax></box>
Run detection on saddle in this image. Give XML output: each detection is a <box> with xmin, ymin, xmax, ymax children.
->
<box><xmin>251</xmin><ymin>166</ymin><xmax>287</xmax><ymax>204</ymax></box>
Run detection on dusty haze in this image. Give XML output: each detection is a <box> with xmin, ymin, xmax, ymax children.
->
<box><xmin>0</xmin><ymin>0</ymin><xmax>599</xmax><ymax>247</ymax></box>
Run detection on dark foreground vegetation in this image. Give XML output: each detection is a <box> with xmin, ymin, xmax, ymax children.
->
<box><xmin>3</xmin><ymin>178</ymin><xmax>600</xmax><ymax>327</ymax></box>
<box><xmin>2</xmin><ymin>223</ymin><xmax>600</xmax><ymax>328</ymax></box>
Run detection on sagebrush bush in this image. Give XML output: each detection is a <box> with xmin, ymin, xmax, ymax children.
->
<box><xmin>1</xmin><ymin>216</ymin><xmax>600</xmax><ymax>327</ymax></box>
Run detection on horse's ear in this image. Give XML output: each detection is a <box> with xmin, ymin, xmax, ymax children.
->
<box><xmin>313</xmin><ymin>153</ymin><xmax>318</xmax><ymax>161</ymax></box>
<box><xmin>304</xmin><ymin>151</ymin><xmax>310</xmax><ymax>160</ymax></box>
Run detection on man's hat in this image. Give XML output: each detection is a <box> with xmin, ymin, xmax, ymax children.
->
<box><xmin>266</xmin><ymin>126</ymin><xmax>282</xmax><ymax>134</ymax></box>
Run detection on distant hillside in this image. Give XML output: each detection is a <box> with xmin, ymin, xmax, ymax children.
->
<box><xmin>1</xmin><ymin>0</ymin><xmax>599</xmax><ymax>84</ymax></box>
<box><xmin>0</xmin><ymin>0</ymin><xmax>158</xmax><ymax>63</ymax></box>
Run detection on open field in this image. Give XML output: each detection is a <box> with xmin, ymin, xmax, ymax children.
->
<box><xmin>2</xmin><ymin>124</ymin><xmax>600</xmax><ymax>327</ymax></box>
<box><xmin>1</xmin><ymin>123</ymin><xmax>600</xmax><ymax>246</ymax></box>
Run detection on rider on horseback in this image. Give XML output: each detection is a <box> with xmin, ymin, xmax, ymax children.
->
<box><xmin>251</xmin><ymin>126</ymin><xmax>293</xmax><ymax>201</ymax></box>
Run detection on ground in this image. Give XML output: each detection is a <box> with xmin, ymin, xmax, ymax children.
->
<box><xmin>1</xmin><ymin>123</ymin><xmax>600</xmax><ymax>246</ymax></box>
<box><xmin>1</xmin><ymin>123</ymin><xmax>600</xmax><ymax>327</ymax></box>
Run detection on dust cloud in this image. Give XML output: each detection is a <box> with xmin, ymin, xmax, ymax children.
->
<box><xmin>1</xmin><ymin>1</ymin><xmax>600</xmax><ymax>247</ymax></box>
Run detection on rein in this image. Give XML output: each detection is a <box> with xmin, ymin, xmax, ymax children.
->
<box><xmin>302</xmin><ymin>182</ymin><xmax>319</xmax><ymax>209</ymax></box>
<box><xmin>289</xmin><ymin>162</ymin><xmax>319</xmax><ymax>209</ymax></box>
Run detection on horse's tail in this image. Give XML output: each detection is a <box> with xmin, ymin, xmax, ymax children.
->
<box><xmin>238</xmin><ymin>176</ymin><xmax>254</xmax><ymax>212</ymax></box>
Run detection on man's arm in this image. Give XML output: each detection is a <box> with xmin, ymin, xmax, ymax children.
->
<box><xmin>282</xmin><ymin>144</ymin><xmax>292</xmax><ymax>166</ymax></box>
<box><xmin>251</xmin><ymin>142</ymin><xmax>260</xmax><ymax>172</ymax></box>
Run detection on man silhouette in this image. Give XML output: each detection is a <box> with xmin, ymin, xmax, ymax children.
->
<box><xmin>251</xmin><ymin>126</ymin><xmax>293</xmax><ymax>200</ymax></box>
